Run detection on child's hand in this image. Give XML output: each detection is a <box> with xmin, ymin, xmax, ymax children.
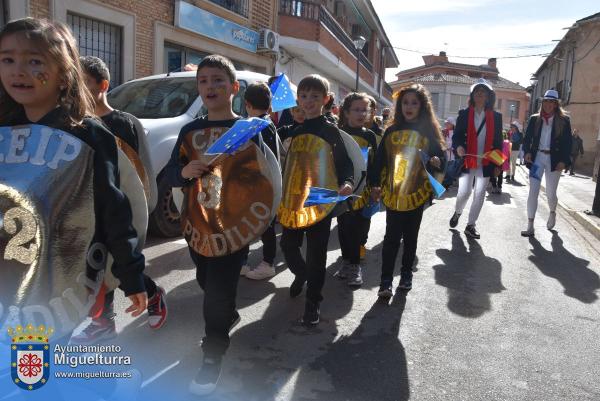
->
<box><xmin>338</xmin><ymin>183</ymin><xmax>353</xmax><ymax>196</ymax></box>
<box><xmin>371</xmin><ymin>186</ymin><xmax>382</xmax><ymax>202</ymax></box>
<box><xmin>182</xmin><ymin>160</ymin><xmax>209</xmax><ymax>179</ymax></box>
<box><xmin>429</xmin><ymin>156</ymin><xmax>441</xmax><ymax>169</ymax></box>
<box><xmin>125</xmin><ymin>292</ymin><xmax>148</xmax><ymax>317</ymax></box>
<box><xmin>524</xmin><ymin>153</ymin><xmax>532</xmax><ymax>163</ymax></box>
<box><xmin>456</xmin><ymin>146</ymin><xmax>466</xmax><ymax>157</ymax></box>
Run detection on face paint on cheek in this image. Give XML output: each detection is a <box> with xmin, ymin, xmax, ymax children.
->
<box><xmin>33</xmin><ymin>70</ymin><xmax>49</xmax><ymax>85</ymax></box>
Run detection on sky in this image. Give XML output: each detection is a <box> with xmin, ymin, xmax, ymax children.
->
<box><xmin>371</xmin><ymin>0</ymin><xmax>599</xmax><ymax>87</ymax></box>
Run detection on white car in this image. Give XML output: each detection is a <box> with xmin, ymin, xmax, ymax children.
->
<box><xmin>108</xmin><ymin>70</ymin><xmax>274</xmax><ymax>237</ymax></box>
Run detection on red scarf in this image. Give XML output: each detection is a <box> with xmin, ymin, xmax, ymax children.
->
<box><xmin>466</xmin><ymin>106</ymin><xmax>494</xmax><ymax>169</ymax></box>
<box><xmin>541</xmin><ymin>110</ymin><xmax>554</xmax><ymax>125</ymax></box>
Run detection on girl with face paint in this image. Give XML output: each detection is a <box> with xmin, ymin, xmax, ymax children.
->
<box><xmin>0</xmin><ymin>18</ymin><xmax>148</xmax><ymax>339</ymax></box>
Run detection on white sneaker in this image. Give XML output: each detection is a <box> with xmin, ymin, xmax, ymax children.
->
<box><xmin>240</xmin><ymin>264</ymin><xmax>251</xmax><ymax>276</ymax></box>
<box><xmin>245</xmin><ymin>261</ymin><xmax>275</xmax><ymax>280</ymax></box>
<box><xmin>547</xmin><ymin>212</ymin><xmax>556</xmax><ymax>230</ymax></box>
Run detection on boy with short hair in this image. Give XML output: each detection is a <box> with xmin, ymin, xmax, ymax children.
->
<box><xmin>163</xmin><ymin>54</ymin><xmax>248</xmax><ymax>396</ymax></box>
<box><xmin>241</xmin><ymin>82</ymin><xmax>279</xmax><ymax>280</ymax></box>
<box><xmin>71</xmin><ymin>56</ymin><xmax>167</xmax><ymax>345</ymax></box>
<box><xmin>278</xmin><ymin>74</ymin><xmax>354</xmax><ymax>326</ymax></box>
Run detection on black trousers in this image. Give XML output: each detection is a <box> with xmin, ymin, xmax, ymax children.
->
<box><xmin>569</xmin><ymin>155</ymin><xmax>578</xmax><ymax>174</ymax></box>
<box><xmin>189</xmin><ymin>246</ymin><xmax>248</xmax><ymax>359</ymax></box>
<box><xmin>380</xmin><ymin>206</ymin><xmax>424</xmax><ymax>284</ymax></box>
<box><xmin>261</xmin><ymin>220</ymin><xmax>277</xmax><ymax>265</ymax></box>
<box><xmin>361</xmin><ymin>217</ymin><xmax>371</xmax><ymax>246</ymax></box>
<box><xmin>280</xmin><ymin>216</ymin><xmax>332</xmax><ymax>303</ymax></box>
<box><xmin>337</xmin><ymin>209</ymin><xmax>370</xmax><ymax>264</ymax></box>
<box><xmin>490</xmin><ymin>171</ymin><xmax>503</xmax><ymax>188</ymax></box>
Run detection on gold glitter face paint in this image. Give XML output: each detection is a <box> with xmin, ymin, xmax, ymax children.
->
<box><xmin>33</xmin><ymin>71</ymin><xmax>49</xmax><ymax>86</ymax></box>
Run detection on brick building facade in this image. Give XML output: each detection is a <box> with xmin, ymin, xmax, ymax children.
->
<box><xmin>2</xmin><ymin>0</ymin><xmax>277</xmax><ymax>86</ymax></box>
<box><xmin>275</xmin><ymin>0</ymin><xmax>398</xmax><ymax>109</ymax></box>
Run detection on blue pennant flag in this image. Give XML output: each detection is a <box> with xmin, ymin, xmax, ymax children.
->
<box><xmin>270</xmin><ymin>73</ymin><xmax>297</xmax><ymax>113</ymax></box>
<box><xmin>530</xmin><ymin>163</ymin><xmax>543</xmax><ymax>180</ymax></box>
<box><xmin>304</xmin><ymin>187</ymin><xmax>357</xmax><ymax>206</ymax></box>
<box><xmin>419</xmin><ymin>150</ymin><xmax>446</xmax><ymax>198</ymax></box>
<box><xmin>361</xmin><ymin>199</ymin><xmax>381</xmax><ymax>218</ymax></box>
<box><xmin>205</xmin><ymin>117</ymin><xmax>270</xmax><ymax>155</ymax></box>
<box><xmin>360</xmin><ymin>147</ymin><xmax>369</xmax><ymax>165</ymax></box>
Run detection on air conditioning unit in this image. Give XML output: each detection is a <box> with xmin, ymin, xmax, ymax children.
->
<box><xmin>258</xmin><ymin>29</ymin><xmax>279</xmax><ymax>53</ymax></box>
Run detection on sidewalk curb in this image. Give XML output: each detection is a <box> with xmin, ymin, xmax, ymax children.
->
<box><xmin>516</xmin><ymin>165</ymin><xmax>600</xmax><ymax>241</ymax></box>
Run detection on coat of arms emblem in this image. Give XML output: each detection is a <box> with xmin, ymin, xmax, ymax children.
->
<box><xmin>9</xmin><ymin>324</ymin><xmax>53</xmax><ymax>390</ymax></box>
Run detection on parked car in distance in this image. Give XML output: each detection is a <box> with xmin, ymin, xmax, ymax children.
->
<box><xmin>108</xmin><ymin>70</ymin><xmax>273</xmax><ymax>237</ymax></box>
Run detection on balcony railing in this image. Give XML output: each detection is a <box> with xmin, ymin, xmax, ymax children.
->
<box><xmin>207</xmin><ymin>0</ymin><xmax>249</xmax><ymax>18</ymax></box>
<box><xmin>280</xmin><ymin>0</ymin><xmax>373</xmax><ymax>72</ymax></box>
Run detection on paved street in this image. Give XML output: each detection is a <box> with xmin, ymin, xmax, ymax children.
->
<box><xmin>111</xmin><ymin>168</ymin><xmax>600</xmax><ymax>401</ymax></box>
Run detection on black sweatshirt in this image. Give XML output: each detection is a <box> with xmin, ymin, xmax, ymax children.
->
<box><xmin>369</xmin><ymin>121</ymin><xmax>445</xmax><ymax>187</ymax></box>
<box><xmin>100</xmin><ymin>110</ymin><xmax>140</xmax><ymax>152</ymax></box>
<box><xmin>3</xmin><ymin>107</ymin><xmax>146</xmax><ymax>295</ymax></box>
<box><xmin>258</xmin><ymin>113</ymin><xmax>279</xmax><ymax>162</ymax></box>
<box><xmin>288</xmin><ymin>115</ymin><xmax>354</xmax><ymax>187</ymax></box>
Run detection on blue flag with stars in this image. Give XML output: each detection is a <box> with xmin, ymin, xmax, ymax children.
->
<box><xmin>304</xmin><ymin>187</ymin><xmax>357</xmax><ymax>206</ymax></box>
<box><xmin>270</xmin><ymin>73</ymin><xmax>297</xmax><ymax>112</ymax></box>
<box><xmin>205</xmin><ymin>117</ymin><xmax>270</xmax><ymax>155</ymax></box>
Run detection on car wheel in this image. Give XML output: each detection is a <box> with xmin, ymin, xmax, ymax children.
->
<box><xmin>148</xmin><ymin>173</ymin><xmax>182</xmax><ymax>238</ymax></box>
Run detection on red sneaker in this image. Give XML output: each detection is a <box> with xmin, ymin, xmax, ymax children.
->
<box><xmin>148</xmin><ymin>287</ymin><xmax>168</xmax><ymax>329</ymax></box>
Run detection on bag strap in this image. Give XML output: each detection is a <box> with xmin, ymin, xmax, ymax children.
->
<box><xmin>476</xmin><ymin>117</ymin><xmax>486</xmax><ymax>136</ymax></box>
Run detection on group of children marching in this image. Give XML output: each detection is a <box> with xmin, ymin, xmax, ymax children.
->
<box><xmin>1</xmin><ymin>17</ymin><xmax>572</xmax><ymax>397</ymax></box>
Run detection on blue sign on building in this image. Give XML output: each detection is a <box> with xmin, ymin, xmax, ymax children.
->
<box><xmin>175</xmin><ymin>1</ymin><xmax>259</xmax><ymax>53</ymax></box>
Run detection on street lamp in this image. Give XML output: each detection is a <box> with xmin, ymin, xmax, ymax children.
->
<box><xmin>353</xmin><ymin>35</ymin><xmax>366</xmax><ymax>92</ymax></box>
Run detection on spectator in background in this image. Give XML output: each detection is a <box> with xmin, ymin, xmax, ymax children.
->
<box><xmin>443</xmin><ymin>116</ymin><xmax>456</xmax><ymax>162</ymax></box>
<box><xmin>568</xmin><ymin>129</ymin><xmax>584</xmax><ymax>175</ymax></box>
<box><xmin>507</xmin><ymin>121</ymin><xmax>523</xmax><ymax>182</ymax></box>
<box><xmin>381</xmin><ymin>107</ymin><xmax>391</xmax><ymax>124</ymax></box>
<box><xmin>364</xmin><ymin>95</ymin><xmax>382</xmax><ymax>138</ymax></box>
<box><xmin>324</xmin><ymin>92</ymin><xmax>338</xmax><ymax>124</ymax></box>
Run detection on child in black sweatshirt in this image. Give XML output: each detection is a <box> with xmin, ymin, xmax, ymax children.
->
<box><xmin>370</xmin><ymin>84</ymin><xmax>446</xmax><ymax>298</ymax></box>
<box><xmin>164</xmin><ymin>55</ymin><xmax>270</xmax><ymax>396</ymax></box>
<box><xmin>334</xmin><ymin>92</ymin><xmax>377</xmax><ymax>287</ymax></box>
<box><xmin>278</xmin><ymin>74</ymin><xmax>354</xmax><ymax>326</ymax></box>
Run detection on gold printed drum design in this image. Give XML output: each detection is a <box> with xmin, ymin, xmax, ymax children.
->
<box><xmin>278</xmin><ymin>134</ymin><xmax>338</xmax><ymax>229</ymax></box>
<box><xmin>179</xmin><ymin>127</ymin><xmax>281</xmax><ymax>257</ymax></box>
<box><xmin>0</xmin><ymin>125</ymin><xmax>96</xmax><ymax>338</ymax></box>
<box><xmin>381</xmin><ymin>129</ymin><xmax>433</xmax><ymax>211</ymax></box>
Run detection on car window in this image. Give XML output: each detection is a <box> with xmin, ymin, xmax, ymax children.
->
<box><xmin>108</xmin><ymin>77</ymin><xmax>198</xmax><ymax>119</ymax></box>
<box><xmin>198</xmin><ymin>80</ymin><xmax>248</xmax><ymax>118</ymax></box>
